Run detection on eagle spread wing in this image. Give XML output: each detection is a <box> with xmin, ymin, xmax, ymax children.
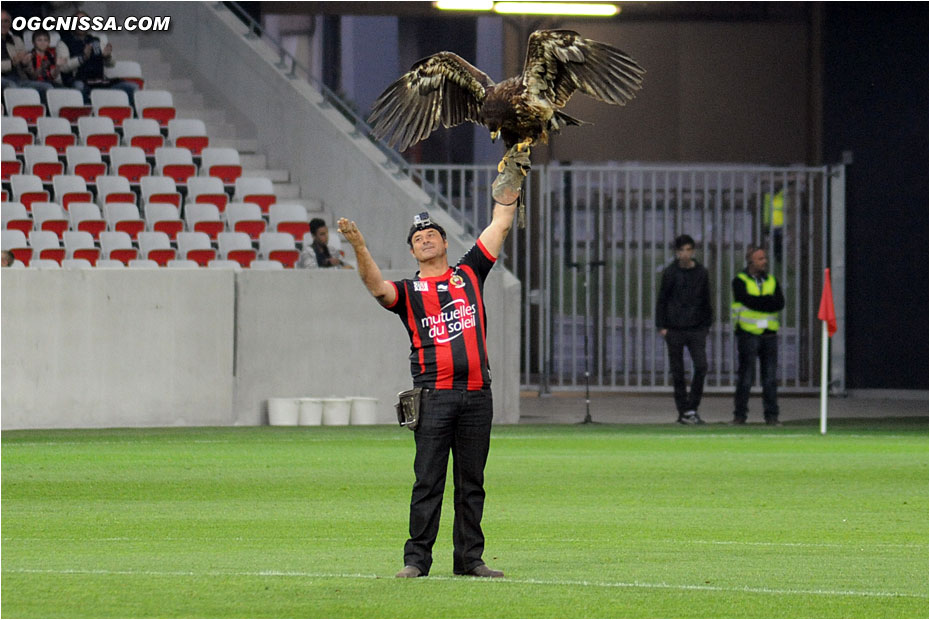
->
<box><xmin>368</xmin><ymin>52</ymin><xmax>494</xmax><ymax>152</ymax></box>
<box><xmin>522</xmin><ymin>29</ymin><xmax>645</xmax><ymax>110</ymax></box>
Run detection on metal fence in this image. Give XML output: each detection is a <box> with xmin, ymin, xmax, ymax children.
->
<box><xmin>412</xmin><ymin>162</ymin><xmax>840</xmax><ymax>393</ymax></box>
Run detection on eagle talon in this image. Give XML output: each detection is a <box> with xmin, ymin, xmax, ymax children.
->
<box><xmin>497</xmin><ymin>159</ymin><xmax>506</xmax><ymax>173</ymax></box>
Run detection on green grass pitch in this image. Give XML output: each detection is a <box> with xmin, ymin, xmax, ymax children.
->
<box><xmin>2</xmin><ymin>419</ymin><xmax>927</xmax><ymax>618</ymax></box>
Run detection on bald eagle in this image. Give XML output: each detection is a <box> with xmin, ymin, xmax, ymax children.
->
<box><xmin>368</xmin><ymin>29</ymin><xmax>645</xmax><ymax>155</ymax></box>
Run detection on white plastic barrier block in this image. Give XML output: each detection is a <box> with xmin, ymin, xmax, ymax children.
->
<box><xmin>350</xmin><ymin>397</ymin><xmax>379</xmax><ymax>425</ymax></box>
<box><xmin>268</xmin><ymin>398</ymin><xmax>299</xmax><ymax>426</ymax></box>
<box><xmin>321</xmin><ymin>398</ymin><xmax>350</xmax><ymax>426</ymax></box>
<box><xmin>297</xmin><ymin>398</ymin><xmax>323</xmax><ymax>426</ymax></box>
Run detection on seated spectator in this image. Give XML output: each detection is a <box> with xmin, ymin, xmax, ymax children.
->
<box><xmin>56</xmin><ymin>11</ymin><xmax>137</xmax><ymax>104</ymax></box>
<box><xmin>299</xmin><ymin>218</ymin><xmax>353</xmax><ymax>269</ymax></box>
<box><xmin>2</xmin><ymin>250</ymin><xmax>13</xmax><ymax>267</ymax></box>
<box><xmin>1</xmin><ymin>10</ymin><xmax>28</xmax><ymax>91</ymax></box>
<box><xmin>21</xmin><ymin>30</ymin><xmax>61</xmax><ymax>99</ymax></box>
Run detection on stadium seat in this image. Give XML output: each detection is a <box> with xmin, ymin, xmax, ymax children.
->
<box><xmin>233</xmin><ymin>176</ymin><xmax>276</xmax><ymax>214</ymax></box>
<box><xmin>23</xmin><ymin>145</ymin><xmax>65</xmax><ymax>182</ymax></box>
<box><xmin>109</xmin><ymin>146</ymin><xmax>151</xmax><ymax>184</ymax></box>
<box><xmin>168</xmin><ymin>118</ymin><xmax>209</xmax><ymax>156</ymax></box>
<box><xmin>99</xmin><ymin>231</ymin><xmax>138</xmax><ymax>265</ymax></box>
<box><xmin>94</xmin><ymin>259</ymin><xmax>124</xmax><ymax>268</ymax></box>
<box><xmin>2</xmin><ymin>201</ymin><xmax>33</xmax><ymax>236</ymax></box>
<box><xmin>137</xmin><ymin>231</ymin><xmax>176</xmax><ymax>266</ymax></box>
<box><xmin>106</xmin><ymin>60</ymin><xmax>145</xmax><ymax>89</ymax></box>
<box><xmin>52</xmin><ymin>174</ymin><xmax>94</xmax><ymax>211</ymax></box>
<box><xmin>91</xmin><ymin>89</ymin><xmax>133</xmax><ymax>127</ymax></box>
<box><xmin>249</xmin><ymin>259</ymin><xmax>285</xmax><ymax>270</ymax></box>
<box><xmin>144</xmin><ymin>203</ymin><xmax>184</xmax><ymax>240</ymax></box>
<box><xmin>36</xmin><ymin>117</ymin><xmax>77</xmax><ymax>154</ymax></box>
<box><xmin>2</xmin><ymin>116</ymin><xmax>35</xmax><ymax>153</ymax></box>
<box><xmin>63</xmin><ymin>230</ymin><xmax>100</xmax><ymax>264</ymax></box>
<box><xmin>4</xmin><ymin>87</ymin><xmax>45</xmax><ymax>126</ymax></box>
<box><xmin>28</xmin><ymin>230</ymin><xmax>65</xmax><ymax>264</ymax></box>
<box><xmin>30</xmin><ymin>258</ymin><xmax>61</xmax><ymax>269</ymax></box>
<box><xmin>225</xmin><ymin>202</ymin><xmax>265</xmax><ymax>239</ymax></box>
<box><xmin>185</xmin><ymin>203</ymin><xmax>224</xmax><ymax>240</ymax></box>
<box><xmin>122</xmin><ymin>118</ymin><xmax>164</xmax><ymax>155</ymax></box>
<box><xmin>47</xmin><ymin>88</ymin><xmax>93</xmax><ymax>124</ymax></box>
<box><xmin>10</xmin><ymin>174</ymin><xmax>50</xmax><ymax>211</ymax></box>
<box><xmin>2</xmin><ymin>143</ymin><xmax>23</xmax><ymax>181</ymax></box>
<box><xmin>154</xmin><ymin>146</ymin><xmax>196</xmax><ymax>186</ymax></box>
<box><xmin>166</xmin><ymin>258</ymin><xmax>199</xmax><ymax>268</ymax></box>
<box><xmin>268</xmin><ymin>203</ymin><xmax>310</xmax><ymax>238</ymax></box>
<box><xmin>66</xmin><ymin>146</ymin><xmax>108</xmax><ymax>184</ymax></box>
<box><xmin>2</xmin><ymin>229</ymin><xmax>33</xmax><ymax>265</ymax></box>
<box><xmin>68</xmin><ymin>202</ymin><xmax>107</xmax><ymax>240</ymax></box>
<box><xmin>128</xmin><ymin>258</ymin><xmax>160</xmax><ymax>268</ymax></box>
<box><xmin>77</xmin><ymin>116</ymin><xmax>119</xmax><ymax>154</ymax></box>
<box><xmin>103</xmin><ymin>202</ymin><xmax>146</xmax><ymax>240</ymax></box>
<box><xmin>95</xmin><ymin>175</ymin><xmax>136</xmax><ymax>206</ymax></box>
<box><xmin>140</xmin><ymin>176</ymin><xmax>181</xmax><ymax>209</ymax></box>
<box><xmin>134</xmin><ymin>90</ymin><xmax>176</xmax><ymax>127</ymax></box>
<box><xmin>176</xmin><ymin>231</ymin><xmax>216</xmax><ymax>266</ymax></box>
<box><xmin>31</xmin><ymin>202</ymin><xmax>69</xmax><ymax>238</ymax></box>
<box><xmin>62</xmin><ymin>258</ymin><xmax>93</xmax><ymax>269</ymax></box>
<box><xmin>187</xmin><ymin>176</ymin><xmax>228</xmax><ymax>213</ymax></box>
<box><xmin>207</xmin><ymin>259</ymin><xmax>242</xmax><ymax>271</ymax></box>
<box><xmin>259</xmin><ymin>232</ymin><xmax>299</xmax><ymax>268</ymax></box>
<box><xmin>217</xmin><ymin>231</ymin><xmax>256</xmax><ymax>267</ymax></box>
<box><xmin>200</xmin><ymin>147</ymin><xmax>242</xmax><ymax>186</ymax></box>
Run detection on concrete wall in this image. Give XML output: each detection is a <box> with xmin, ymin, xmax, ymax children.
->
<box><xmin>1</xmin><ymin>268</ymin><xmax>520</xmax><ymax>430</ymax></box>
<box><xmin>1</xmin><ymin>269</ymin><xmax>235</xmax><ymax>430</ymax></box>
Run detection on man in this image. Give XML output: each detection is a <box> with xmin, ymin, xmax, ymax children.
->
<box><xmin>731</xmin><ymin>245</ymin><xmax>786</xmax><ymax>425</ymax></box>
<box><xmin>2</xmin><ymin>250</ymin><xmax>14</xmax><ymax>267</ymax></box>
<box><xmin>299</xmin><ymin>218</ymin><xmax>350</xmax><ymax>269</ymax></box>
<box><xmin>56</xmin><ymin>11</ymin><xmax>138</xmax><ymax>104</ymax></box>
<box><xmin>1</xmin><ymin>10</ymin><xmax>28</xmax><ymax>91</ymax></box>
<box><xmin>337</xmin><ymin>146</ymin><xmax>529</xmax><ymax>579</ymax></box>
<box><xmin>655</xmin><ymin>234</ymin><xmax>713</xmax><ymax>424</ymax></box>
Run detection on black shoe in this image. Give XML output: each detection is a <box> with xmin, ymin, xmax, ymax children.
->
<box><xmin>456</xmin><ymin>564</ymin><xmax>504</xmax><ymax>578</ymax></box>
<box><xmin>678</xmin><ymin>411</ymin><xmax>704</xmax><ymax>425</ymax></box>
<box><xmin>729</xmin><ymin>416</ymin><xmax>747</xmax><ymax>425</ymax></box>
<box><xmin>765</xmin><ymin>418</ymin><xmax>783</xmax><ymax>426</ymax></box>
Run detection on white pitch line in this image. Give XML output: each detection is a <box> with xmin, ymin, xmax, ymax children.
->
<box><xmin>4</xmin><ymin>567</ymin><xmax>926</xmax><ymax>599</ymax></box>
<box><xmin>3</xmin><ymin>536</ymin><xmax>925</xmax><ymax>550</ymax></box>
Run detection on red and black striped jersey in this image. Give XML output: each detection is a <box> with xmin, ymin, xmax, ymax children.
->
<box><xmin>385</xmin><ymin>240</ymin><xmax>496</xmax><ymax>390</ymax></box>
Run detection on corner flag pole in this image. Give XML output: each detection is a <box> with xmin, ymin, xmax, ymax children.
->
<box><xmin>817</xmin><ymin>268</ymin><xmax>837</xmax><ymax>435</ymax></box>
<box><xmin>820</xmin><ymin>319</ymin><xmax>828</xmax><ymax>435</ymax></box>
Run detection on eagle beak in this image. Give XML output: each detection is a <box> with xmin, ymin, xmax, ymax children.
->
<box><xmin>490</xmin><ymin>129</ymin><xmax>500</xmax><ymax>142</ymax></box>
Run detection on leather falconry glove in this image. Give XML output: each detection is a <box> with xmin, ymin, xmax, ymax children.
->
<box><xmin>492</xmin><ymin>145</ymin><xmax>532</xmax><ymax>227</ymax></box>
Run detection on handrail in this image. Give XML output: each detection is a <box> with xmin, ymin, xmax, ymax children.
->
<box><xmin>218</xmin><ymin>2</ymin><xmax>457</xmax><ymax>216</ymax></box>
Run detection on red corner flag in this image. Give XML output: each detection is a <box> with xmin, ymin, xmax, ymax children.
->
<box><xmin>818</xmin><ymin>268</ymin><xmax>837</xmax><ymax>337</ymax></box>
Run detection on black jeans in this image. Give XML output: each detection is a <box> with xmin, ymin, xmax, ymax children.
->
<box><xmin>664</xmin><ymin>328</ymin><xmax>708</xmax><ymax>415</ymax></box>
<box><xmin>734</xmin><ymin>331</ymin><xmax>779</xmax><ymax>421</ymax></box>
<box><xmin>404</xmin><ymin>388</ymin><xmax>493</xmax><ymax>575</ymax></box>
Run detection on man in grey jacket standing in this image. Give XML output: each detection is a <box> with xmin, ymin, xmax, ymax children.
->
<box><xmin>656</xmin><ymin>234</ymin><xmax>713</xmax><ymax>424</ymax></box>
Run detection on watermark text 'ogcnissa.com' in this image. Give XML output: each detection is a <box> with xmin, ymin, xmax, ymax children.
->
<box><xmin>10</xmin><ymin>15</ymin><xmax>170</xmax><ymax>32</ymax></box>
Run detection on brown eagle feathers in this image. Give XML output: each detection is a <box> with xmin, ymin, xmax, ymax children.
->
<box><xmin>368</xmin><ymin>29</ymin><xmax>645</xmax><ymax>152</ymax></box>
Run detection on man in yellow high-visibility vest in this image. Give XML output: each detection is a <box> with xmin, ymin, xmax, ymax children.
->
<box><xmin>730</xmin><ymin>245</ymin><xmax>786</xmax><ymax>425</ymax></box>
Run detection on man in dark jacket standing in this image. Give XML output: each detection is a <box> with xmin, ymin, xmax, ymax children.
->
<box><xmin>656</xmin><ymin>234</ymin><xmax>713</xmax><ymax>424</ymax></box>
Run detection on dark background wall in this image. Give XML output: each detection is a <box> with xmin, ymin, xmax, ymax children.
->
<box><xmin>822</xmin><ymin>3</ymin><xmax>928</xmax><ymax>389</ymax></box>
